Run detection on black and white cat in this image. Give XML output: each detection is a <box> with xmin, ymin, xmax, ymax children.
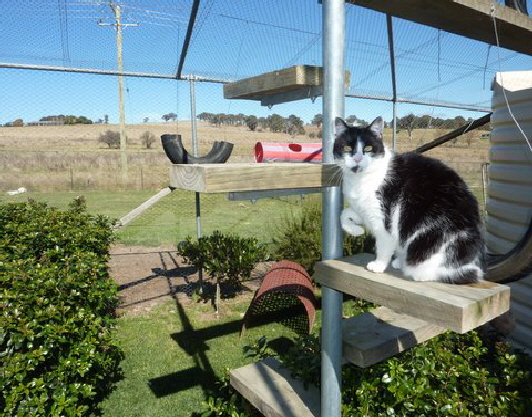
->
<box><xmin>333</xmin><ymin>116</ymin><xmax>484</xmax><ymax>284</ymax></box>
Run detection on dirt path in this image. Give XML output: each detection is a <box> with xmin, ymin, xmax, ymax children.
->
<box><xmin>109</xmin><ymin>245</ymin><xmax>266</xmax><ymax>316</ymax></box>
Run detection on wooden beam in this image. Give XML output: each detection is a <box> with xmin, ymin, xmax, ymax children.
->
<box><xmin>343</xmin><ymin>306</ymin><xmax>446</xmax><ymax>368</ymax></box>
<box><xmin>223</xmin><ymin>65</ymin><xmax>351</xmax><ymax>101</ymax></box>
<box><xmin>115</xmin><ymin>187</ymin><xmax>172</xmax><ymax>229</ymax></box>
<box><xmin>347</xmin><ymin>0</ymin><xmax>532</xmax><ymax>56</ymax></box>
<box><xmin>169</xmin><ymin>163</ymin><xmax>342</xmax><ymax>193</ymax></box>
<box><xmin>230</xmin><ymin>357</ymin><xmax>320</xmax><ymax>417</ymax></box>
<box><xmin>314</xmin><ymin>253</ymin><xmax>510</xmax><ymax>333</ymax></box>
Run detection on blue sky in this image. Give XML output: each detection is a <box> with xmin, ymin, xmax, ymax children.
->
<box><xmin>1</xmin><ymin>0</ymin><xmax>532</xmax><ymax>125</ymax></box>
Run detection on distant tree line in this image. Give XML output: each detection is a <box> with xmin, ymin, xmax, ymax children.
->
<box><xmin>40</xmin><ymin>115</ymin><xmax>93</xmax><ymax>124</ymax></box>
<box><xmin>393</xmin><ymin>114</ymin><xmax>489</xmax><ymax>140</ymax></box>
<box><xmin>196</xmin><ymin>112</ymin><xmax>305</xmax><ymax>136</ymax></box>
<box><xmin>2</xmin><ymin>114</ymin><xmax>93</xmax><ymax>127</ymax></box>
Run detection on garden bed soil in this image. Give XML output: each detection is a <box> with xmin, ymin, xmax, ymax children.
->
<box><xmin>109</xmin><ymin>244</ymin><xmax>269</xmax><ymax>316</ymax></box>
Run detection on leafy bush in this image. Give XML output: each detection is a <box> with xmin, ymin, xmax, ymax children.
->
<box><xmin>180</xmin><ymin>230</ymin><xmax>266</xmax><ymax>287</ymax></box>
<box><xmin>202</xmin><ymin>330</ymin><xmax>532</xmax><ymax>416</ymax></box>
<box><xmin>280</xmin><ymin>330</ymin><xmax>532</xmax><ymax>416</ymax></box>
<box><xmin>271</xmin><ymin>201</ymin><xmax>374</xmax><ymax>274</ymax></box>
<box><xmin>1</xmin><ymin>200</ymin><xmax>124</xmax><ymax>417</ymax></box>
<box><xmin>98</xmin><ymin>130</ymin><xmax>122</xmax><ymax>149</ymax></box>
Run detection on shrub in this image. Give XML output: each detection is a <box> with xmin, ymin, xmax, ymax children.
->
<box><xmin>140</xmin><ymin>130</ymin><xmax>156</xmax><ymax>149</ymax></box>
<box><xmin>201</xmin><ymin>331</ymin><xmax>532</xmax><ymax>416</ymax></box>
<box><xmin>180</xmin><ymin>231</ymin><xmax>266</xmax><ymax>288</ymax></box>
<box><xmin>271</xmin><ymin>201</ymin><xmax>374</xmax><ymax>274</ymax></box>
<box><xmin>1</xmin><ymin>200</ymin><xmax>124</xmax><ymax>417</ymax></box>
<box><xmin>98</xmin><ymin>130</ymin><xmax>121</xmax><ymax>149</ymax></box>
<box><xmin>281</xmin><ymin>331</ymin><xmax>532</xmax><ymax>416</ymax></box>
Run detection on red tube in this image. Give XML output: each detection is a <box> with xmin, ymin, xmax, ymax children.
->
<box><xmin>254</xmin><ymin>142</ymin><xmax>323</xmax><ymax>163</ymax></box>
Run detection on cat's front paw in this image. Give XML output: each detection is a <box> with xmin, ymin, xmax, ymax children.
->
<box><xmin>342</xmin><ymin>223</ymin><xmax>365</xmax><ymax>237</ymax></box>
<box><xmin>366</xmin><ymin>260</ymin><xmax>387</xmax><ymax>274</ymax></box>
<box><xmin>391</xmin><ymin>258</ymin><xmax>402</xmax><ymax>269</ymax></box>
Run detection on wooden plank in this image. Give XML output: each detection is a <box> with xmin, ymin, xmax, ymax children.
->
<box><xmin>115</xmin><ymin>187</ymin><xmax>172</xmax><ymax>229</ymax></box>
<box><xmin>230</xmin><ymin>357</ymin><xmax>320</xmax><ymax>417</ymax></box>
<box><xmin>347</xmin><ymin>0</ymin><xmax>532</xmax><ymax>56</ymax></box>
<box><xmin>223</xmin><ymin>65</ymin><xmax>350</xmax><ymax>100</ymax></box>
<box><xmin>313</xmin><ymin>253</ymin><xmax>510</xmax><ymax>333</ymax></box>
<box><xmin>169</xmin><ymin>163</ymin><xmax>341</xmax><ymax>193</ymax></box>
<box><xmin>343</xmin><ymin>306</ymin><xmax>446</xmax><ymax>368</ymax></box>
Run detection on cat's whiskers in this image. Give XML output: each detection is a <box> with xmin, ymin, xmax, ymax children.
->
<box><xmin>331</xmin><ymin>165</ymin><xmax>344</xmax><ymax>186</ymax></box>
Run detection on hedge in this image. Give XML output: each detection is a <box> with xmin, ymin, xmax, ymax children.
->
<box><xmin>1</xmin><ymin>200</ymin><xmax>124</xmax><ymax>416</ymax></box>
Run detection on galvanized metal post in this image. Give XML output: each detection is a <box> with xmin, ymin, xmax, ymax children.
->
<box><xmin>189</xmin><ymin>76</ymin><xmax>203</xmax><ymax>287</ymax></box>
<box><xmin>321</xmin><ymin>0</ymin><xmax>345</xmax><ymax>416</ymax></box>
<box><xmin>386</xmin><ymin>14</ymin><xmax>398</xmax><ymax>151</ymax></box>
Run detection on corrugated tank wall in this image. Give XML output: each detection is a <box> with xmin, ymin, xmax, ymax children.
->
<box><xmin>488</xmin><ymin>71</ymin><xmax>532</xmax><ymax>354</ymax></box>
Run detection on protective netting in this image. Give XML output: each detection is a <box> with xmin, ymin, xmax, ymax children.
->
<box><xmin>1</xmin><ymin>0</ymin><xmax>530</xmax><ymax>245</ymax></box>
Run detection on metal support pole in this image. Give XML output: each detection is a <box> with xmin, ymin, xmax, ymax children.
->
<box><xmin>189</xmin><ymin>76</ymin><xmax>204</xmax><ymax>288</ymax></box>
<box><xmin>321</xmin><ymin>1</ymin><xmax>345</xmax><ymax>416</ymax></box>
<box><xmin>116</xmin><ymin>4</ymin><xmax>128</xmax><ymax>182</ymax></box>
<box><xmin>386</xmin><ymin>14</ymin><xmax>398</xmax><ymax>151</ymax></box>
<box><xmin>190</xmin><ymin>76</ymin><xmax>199</xmax><ymax>157</ymax></box>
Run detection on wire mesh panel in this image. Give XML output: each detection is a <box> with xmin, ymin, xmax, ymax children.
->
<box><xmin>2</xmin><ymin>0</ymin><xmax>532</xmax><ymax>247</ymax></box>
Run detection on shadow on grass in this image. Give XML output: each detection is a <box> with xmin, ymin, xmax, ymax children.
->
<box><xmin>147</xmin><ymin>254</ymin><xmax>313</xmax><ymax>400</ymax></box>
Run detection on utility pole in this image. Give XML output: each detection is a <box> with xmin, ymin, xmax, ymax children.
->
<box><xmin>99</xmin><ymin>2</ymin><xmax>138</xmax><ymax>182</ymax></box>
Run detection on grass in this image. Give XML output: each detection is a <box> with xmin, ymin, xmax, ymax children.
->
<box><xmin>98</xmin><ymin>292</ymin><xmax>366</xmax><ymax>417</ymax></box>
<box><xmin>0</xmin><ymin>189</ymin><xmax>312</xmax><ymax>246</ymax></box>
<box><xmin>0</xmin><ymin>190</ymin><xmax>156</xmax><ymax>220</ymax></box>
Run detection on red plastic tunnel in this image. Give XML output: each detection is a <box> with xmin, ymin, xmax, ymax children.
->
<box><xmin>254</xmin><ymin>142</ymin><xmax>323</xmax><ymax>163</ymax></box>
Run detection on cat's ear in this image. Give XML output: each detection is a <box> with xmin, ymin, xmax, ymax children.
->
<box><xmin>369</xmin><ymin>116</ymin><xmax>384</xmax><ymax>137</ymax></box>
<box><xmin>335</xmin><ymin>117</ymin><xmax>348</xmax><ymax>137</ymax></box>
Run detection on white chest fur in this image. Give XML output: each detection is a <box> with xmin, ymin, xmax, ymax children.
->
<box><xmin>342</xmin><ymin>151</ymin><xmax>392</xmax><ymax>233</ymax></box>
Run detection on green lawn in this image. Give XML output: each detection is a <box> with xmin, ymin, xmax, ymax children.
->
<box><xmin>1</xmin><ymin>190</ymin><xmax>311</xmax><ymax>246</ymax></box>
<box><xmin>98</xmin><ymin>293</ymin><xmax>360</xmax><ymax>417</ymax></box>
<box><xmin>0</xmin><ymin>190</ymin><xmax>156</xmax><ymax>220</ymax></box>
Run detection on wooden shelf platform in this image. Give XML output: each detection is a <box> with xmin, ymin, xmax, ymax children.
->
<box><xmin>314</xmin><ymin>253</ymin><xmax>510</xmax><ymax>334</ymax></box>
<box><xmin>348</xmin><ymin>0</ymin><xmax>532</xmax><ymax>56</ymax></box>
<box><xmin>230</xmin><ymin>357</ymin><xmax>320</xmax><ymax>417</ymax></box>
<box><xmin>343</xmin><ymin>306</ymin><xmax>446</xmax><ymax>368</ymax></box>
<box><xmin>223</xmin><ymin>65</ymin><xmax>350</xmax><ymax>105</ymax></box>
<box><xmin>169</xmin><ymin>163</ymin><xmax>341</xmax><ymax>193</ymax></box>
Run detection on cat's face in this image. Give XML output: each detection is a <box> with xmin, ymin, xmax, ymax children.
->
<box><xmin>333</xmin><ymin>117</ymin><xmax>385</xmax><ymax>172</ymax></box>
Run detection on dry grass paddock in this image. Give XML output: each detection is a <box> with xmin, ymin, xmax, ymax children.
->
<box><xmin>0</xmin><ymin>121</ymin><xmax>489</xmax><ymax>192</ymax></box>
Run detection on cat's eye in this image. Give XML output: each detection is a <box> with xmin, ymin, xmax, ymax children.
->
<box><xmin>364</xmin><ymin>145</ymin><xmax>373</xmax><ymax>152</ymax></box>
<box><xmin>343</xmin><ymin>145</ymin><xmax>351</xmax><ymax>153</ymax></box>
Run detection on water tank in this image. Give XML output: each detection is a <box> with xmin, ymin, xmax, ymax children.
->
<box><xmin>487</xmin><ymin>71</ymin><xmax>532</xmax><ymax>354</ymax></box>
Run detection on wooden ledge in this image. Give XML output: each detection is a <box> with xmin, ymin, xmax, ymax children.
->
<box><xmin>348</xmin><ymin>0</ymin><xmax>532</xmax><ymax>56</ymax></box>
<box><xmin>343</xmin><ymin>306</ymin><xmax>446</xmax><ymax>368</ymax></box>
<box><xmin>223</xmin><ymin>65</ymin><xmax>350</xmax><ymax>101</ymax></box>
<box><xmin>314</xmin><ymin>253</ymin><xmax>510</xmax><ymax>333</ymax></box>
<box><xmin>169</xmin><ymin>163</ymin><xmax>341</xmax><ymax>193</ymax></box>
<box><xmin>230</xmin><ymin>357</ymin><xmax>320</xmax><ymax>417</ymax></box>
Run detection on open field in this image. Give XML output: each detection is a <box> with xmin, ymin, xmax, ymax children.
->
<box><xmin>0</xmin><ymin>121</ymin><xmax>489</xmax><ymax>191</ymax></box>
<box><xmin>1</xmin><ymin>122</ymin><xmax>490</xmax><ymax>246</ymax></box>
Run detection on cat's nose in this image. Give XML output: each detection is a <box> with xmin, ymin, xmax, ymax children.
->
<box><xmin>354</xmin><ymin>153</ymin><xmax>363</xmax><ymax>163</ymax></box>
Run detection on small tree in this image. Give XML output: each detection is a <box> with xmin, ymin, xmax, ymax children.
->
<box><xmin>269</xmin><ymin>114</ymin><xmax>285</xmax><ymax>133</ymax></box>
<box><xmin>98</xmin><ymin>130</ymin><xmax>120</xmax><ymax>149</ymax></box>
<box><xmin>180</xmin><ymin>231</ymin><xmax>266</xmax><ymax>315</ymax></box>
<box><xmin>398</xmin><ymin>113</ymin><xmax>417</xmax><ymax>141</ymax></box>
<box><xmin>312</xmin><ymin>113</ymin><xmax>323</xmax><ymax>129</ymax></box>
<box><xmin>162</xmin><ymin>113</ymin><xmax>177</xmax><ymax>122</ymax></box>
<box><xmin>140</xmin><ymin>131</ymin><xmax>156</xmax><ymax>149</ymax></box>
<box><xmin>246</xmin><ymin>115</ymin><xmax>258</xmax><ymax>131</ymax></box>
